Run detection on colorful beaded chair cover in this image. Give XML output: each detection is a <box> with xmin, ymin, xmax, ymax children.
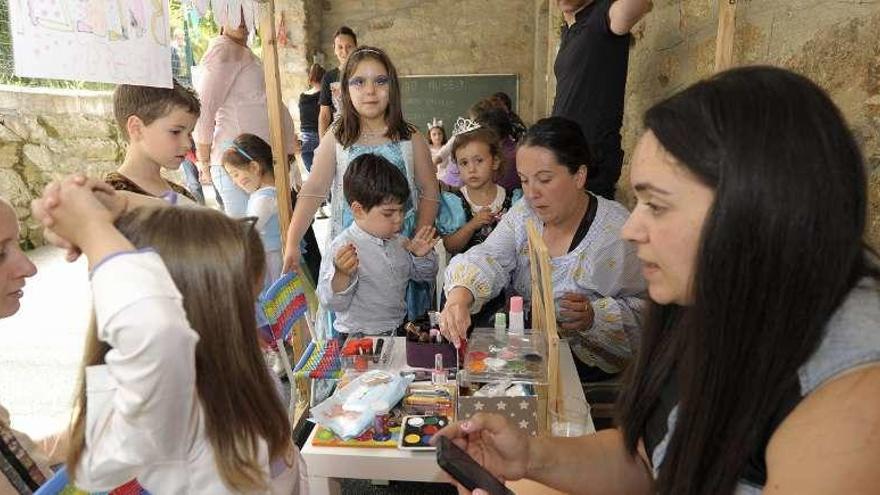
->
<box><xmin>257</xmin><ymin>271</ymin><xmax>309</xmax><ymax>350</ymax></box>
<box><xmin>292</xmin><ymin>340</ymin><xmax>342</xmax><ymax>379</ymax></box>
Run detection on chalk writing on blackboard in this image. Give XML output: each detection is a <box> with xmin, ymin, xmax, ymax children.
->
<box><xmin>401</xmin><ymin>75</ymin><xmax>518</xmax><ymax>138</ymax></box>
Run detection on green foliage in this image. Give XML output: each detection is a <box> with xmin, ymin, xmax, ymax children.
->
<box><xmin>171</xmin><ymin>0</ymin><xmax>221</xmax><ymax>65</ymax></box>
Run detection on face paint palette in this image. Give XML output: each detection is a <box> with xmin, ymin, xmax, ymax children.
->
<box><xmin>397</xmin><ymin>415</ymin><xmax>448</xmax><ymax>451</ymax></box>
<box><xmin>463</xmin><ymin>328</ymin><xmax>548</xmax><ymax>383</ymax></box>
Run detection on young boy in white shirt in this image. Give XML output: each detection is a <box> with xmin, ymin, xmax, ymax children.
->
<box><xmin>317</xmin><ymin>153</ymin><xmax>438</xmax><ymax>336</ymax></box>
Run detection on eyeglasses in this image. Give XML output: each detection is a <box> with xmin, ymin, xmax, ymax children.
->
<box><xmin>347</xmin><ymin>75</ymin><xmax>390</xmax><ymax>90</ymax></box>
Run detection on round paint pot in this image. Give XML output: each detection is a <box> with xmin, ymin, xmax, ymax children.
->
<box><xmin>468</xmin><ymin>360</ymin><xmax>487</xmax><ymax>373</ymax></box>
<box><xmin>485</xmin><ymin>357</ymin><xmax>506</xmax><ymax>370</ymax></box>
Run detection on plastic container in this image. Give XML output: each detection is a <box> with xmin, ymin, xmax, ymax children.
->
<box><xmin>340</xmin><ymin>336</ymin><xmax>394</xmax><ymax>371</ymax></box>
<box><xmin>462</xmin><ymin>327</ymin><xmax>548</xmax><ymax>384</ymax></box>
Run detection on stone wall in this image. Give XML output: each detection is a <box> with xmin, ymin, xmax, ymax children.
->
<box><xmin>0</xmin><ymin>87</ymin><xmax>124</xmax><ymax>247</ymax></box>
<box><xmin>275</xmin><ymin>0</ymin><xmax>324</xmax><ymax>111</ymax></box>
<box><xmin>618</xmin><ymin>0</ymin><xmax>880</xmax><ymax>248</ymax></box>
<box><xmin>316</xmin><ymin>0</ymin><xmax>543</xmax><ymax>123</ymax></box>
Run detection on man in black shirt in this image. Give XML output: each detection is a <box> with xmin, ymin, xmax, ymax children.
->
<box><xmin>552</xmin><ymin>0</ymin><xmax>651</xmax><ymax>200</ymax></box>
<box><xmin>318</xmin><ymin>26</ymin><xmax>358</xmax><ymax>137</ymax></box>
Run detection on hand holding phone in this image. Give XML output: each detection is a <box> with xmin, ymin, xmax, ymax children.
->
<box><xmin>436</xmin><ymin>435</ymin><xmax>515</xmax><ymax>495</ymax></box>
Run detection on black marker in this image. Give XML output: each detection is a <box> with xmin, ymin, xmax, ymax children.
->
<box><xmin>373</xmin><ymin>338</ymin><xmax>385</xmax><ymax>363</ymax></box>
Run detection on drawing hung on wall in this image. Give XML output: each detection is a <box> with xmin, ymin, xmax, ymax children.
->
<box><xmin>8</xmin><ymin>0</ymin><xmax>173</xmax><ymax>87</ymax></box>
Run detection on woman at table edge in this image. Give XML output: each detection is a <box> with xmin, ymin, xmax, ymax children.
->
<box><xmin>0</xmin><ymin>197</ymin><xmax>59</xmax><ymax>490</ymax></box>
<box><xmin>435</xmin><ymin>66</ymin><xmax>880</xmax><ymax>495</ymax></box>
<box><xmin>440</xmin><ymin>116</ymin><xmax>648</xmax><ymax>380</ymax></box>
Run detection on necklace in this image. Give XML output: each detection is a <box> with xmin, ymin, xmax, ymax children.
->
<box><xmin>361</xmin><ymin>126</ymin><xmax>388</xmax><ymax>137</ymax></box>
<box><xmin>462</xmin><ymin>185</ymin><xmax>504</xmax><ymax>213</ymax></box>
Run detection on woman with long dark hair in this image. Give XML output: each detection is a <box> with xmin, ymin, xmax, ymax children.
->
<box><xmin>436</xmin><ymin>66</ymin><xmax>880</xmax><ymax>494</ymax></box>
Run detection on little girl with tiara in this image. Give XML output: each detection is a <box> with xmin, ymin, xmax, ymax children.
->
<box><xmin>443</xmin><ymin>120</ymin><xmax>520</xmax><ymax>254</ymax></box>
<box><xmin>283</xmin><ymin>46</ymin><xmax>442</xmax><ymax>319</ymax></box>
<box><xmin>222</xmin><ymin>133</ymin><xmax>283</xmax><ymax>290</ymax></box>
<box><xmin>427</xmin><ymin>119</ymin><xmax>458</xmax><ymax>186</ymax></box>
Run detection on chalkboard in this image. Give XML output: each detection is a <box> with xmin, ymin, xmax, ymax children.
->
<box><xmin>400</xmin><ymin>75</ymin><xmax>519</xmax><ymax>137</ymax></box>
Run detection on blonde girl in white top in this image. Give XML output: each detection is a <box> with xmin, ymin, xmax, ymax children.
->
<box><xmin>32</xmin><ymin>178</ymin><xmax>307</xmax><ymax>494</ymax></box>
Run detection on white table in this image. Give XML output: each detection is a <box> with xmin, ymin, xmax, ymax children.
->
<box><xmin>301</xmin><ymin>337</ymin><xmax>593</xmax><ymax>495</ymax></box>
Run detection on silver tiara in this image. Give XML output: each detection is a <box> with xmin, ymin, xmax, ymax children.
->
<box><xmin>426</xmin><ymin>117</ymin><xmax>443</xmax><ymax>132</ymax></box>
<box><xmin>451</xmin><ymin>117</ymin><xmax>481</xmax><ymax>137</ymax></box>
<box><xmin>354</xmin><ymin>47</ymin><xmax>384</xmax><ymax>56</ymax></box>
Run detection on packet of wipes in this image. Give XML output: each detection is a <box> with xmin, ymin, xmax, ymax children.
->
<box><xmin>310</xmin><ymin>370</ymin><xmax>413</xmax><ymax>439</ymax></box>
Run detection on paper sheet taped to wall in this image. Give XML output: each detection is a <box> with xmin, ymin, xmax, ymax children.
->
<box><xmin>8</xmin><ymin>0</ymin><xmax>174</xmax><ymax>88</ymax></box>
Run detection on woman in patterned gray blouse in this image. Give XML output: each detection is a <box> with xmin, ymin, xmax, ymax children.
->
<box><xmin>439</xmin><ymin>117</ymin><xmax>648</xmax><ymax>381</ymax></box>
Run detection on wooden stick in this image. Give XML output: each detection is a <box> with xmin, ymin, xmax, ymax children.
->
<box><xmin>526</xmin><ymin>220</ymin><xmax>560</xmax><ymax>432</ymax></box>
<box><xmin>714</xmin><ymin>0</ymin><xmax>738</xmax><ymax>72</ymax></box>
<box><xmin>259</xmin><ymin>2</ymin><xmax>293</xmax><ymax>247</ymax></box>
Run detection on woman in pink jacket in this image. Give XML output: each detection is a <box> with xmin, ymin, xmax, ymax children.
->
<box><xmin>193</xmin><ymin>19</ymin><xmax>298</xmax><ymax>217</ymax></box>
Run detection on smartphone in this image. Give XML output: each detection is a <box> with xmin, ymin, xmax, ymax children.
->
<box><xmin>436</xmin><ymin>435</ymin><xmax>515</xmax><ymax>495</ymax></box>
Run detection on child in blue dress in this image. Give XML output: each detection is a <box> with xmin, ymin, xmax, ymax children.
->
<box><xmin>285</xmin><ymin>46</ymin><xmax>448</xmax><ymax>321</ymax></box>
<box><xmin>222</xmin><ymin>134</ymin><xmax>283</xmax><ymax>290</ymax></box>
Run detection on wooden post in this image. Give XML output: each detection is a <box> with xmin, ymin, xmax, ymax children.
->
<box><xmin>259</xmin><ymin>1</ymin><xmax>293</xmax><ymax>244</ymax></box>
<box><xmin>714</xmin><ymin>0</ymin><xmax>737</xmax><ymax>72</ymax></box>
<box><xmin>258</xmin><ymin>0</ymin><xmax>312</xmax><ymax>427</ymax></box>
<box><xmin>526</xmin><ymin>220</ymin><xmax>560</xmax><ymax>432</ymax></box>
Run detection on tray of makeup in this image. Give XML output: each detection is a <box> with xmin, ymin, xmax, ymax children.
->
<box><xmin>463</xmin><ymin>328</ymin><xmax>548</xmax><ymax>384</ymax></box>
